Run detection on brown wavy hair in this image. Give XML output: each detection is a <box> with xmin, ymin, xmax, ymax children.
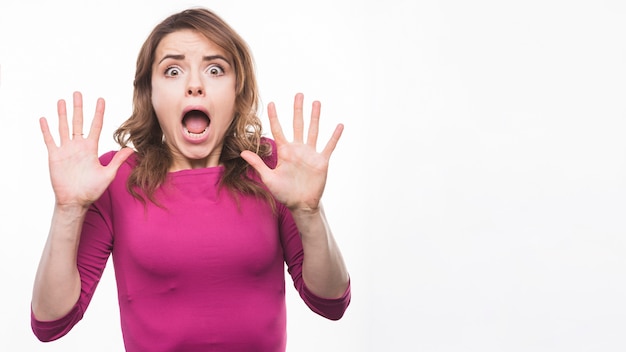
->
<box><xmin>114</xmin><ymin>7</ymin><xmax>272</xmax><ymax>205</ymax></box>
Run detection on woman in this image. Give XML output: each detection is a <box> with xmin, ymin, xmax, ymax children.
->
<box><xmin>31</xmin><ymin>7</ymin><xmax>350</xmax><ymax>352</ymax></box>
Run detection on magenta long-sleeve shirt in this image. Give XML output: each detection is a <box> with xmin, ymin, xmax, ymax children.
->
<box><xmin>31</xmin><ymin>139</ymin><xmax>351</xmax><ymax>351</ymax></box>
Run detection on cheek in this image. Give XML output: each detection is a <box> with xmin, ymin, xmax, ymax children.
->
<box><xmin>150</xmin><ymin>79</ymin><xmax>159</xmax><ymax>111</ymax></box>
<box><xmin>150</xmin><ymin>84</ymin><xmax>169</xmax><ymax>119</ymax></box>
<box><xmin>220</xmin><ymin>87</ymin><xmax>237</xmax><ymax>114</ymax></box>
<box><xmin>151</xmin><ymin>75</ymin><xmax>172</xmax><ymax>106</ymax></box>
<box><xmin>150</xmin><ymin>93</ymin><xmax>170</xmax><ymax>131</ymax></box>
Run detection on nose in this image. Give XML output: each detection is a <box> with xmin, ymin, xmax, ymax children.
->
<box><xmin>186</xmin><ymin>74</ymin><xmax>205</xmax><ymax>97</ymax></box>
<box><xmin>186</xmin><ymin>85</ymin><xmax>204</xmax><ymax>97</ymax></box>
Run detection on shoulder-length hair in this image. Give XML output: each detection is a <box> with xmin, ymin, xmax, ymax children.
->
<box><xmin>114</xmin><ymin>7</ymin><xmax>272</xmax><ymax>205</ymax></box>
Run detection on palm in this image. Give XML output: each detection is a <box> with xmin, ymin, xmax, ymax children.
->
<box><xmin>40</xmin><ymin>92</ymin><xmax>133</xmax><ymax>207</ymax></box>
<box><xmin>241</xmin><ymin>93</ymin><xmax>343</xmax><ymax>211</ymax></box>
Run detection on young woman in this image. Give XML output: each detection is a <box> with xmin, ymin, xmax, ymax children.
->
<box><xmin>31</xmin><ymin>7</ymin><xmax>350</xmax><ymax>351</ymax></box>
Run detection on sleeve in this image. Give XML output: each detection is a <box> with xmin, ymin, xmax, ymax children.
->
<box><xmin>31</xmin><ymin>152</ymin><xmax>117</xmax><ymax>341</ymax></box>
<box><xmin>279</xmin><ymin>206</ymin><xmax>351</xmax><ymax>320</ymax></box>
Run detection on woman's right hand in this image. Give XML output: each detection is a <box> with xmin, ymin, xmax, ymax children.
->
<box><xmin>39</xmin><ymin>91</ymin><xmax>134</xmax><ymax>208</ymax></box>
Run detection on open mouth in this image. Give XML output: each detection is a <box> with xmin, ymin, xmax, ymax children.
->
<box><xmin>182</xmin><ymin>109</ymin><xmax>210</xmax><ymax>138</ymax></box>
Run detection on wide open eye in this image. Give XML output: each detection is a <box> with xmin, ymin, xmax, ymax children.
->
<box><xmin>165</xmin><ymin>66</ymin><xmax>182</xmax><ymax>77</ymax></box>
<box><xmin>207</xmin><ymin>64</ymin><xmax>225</xmax><ymax>76</ymax></box>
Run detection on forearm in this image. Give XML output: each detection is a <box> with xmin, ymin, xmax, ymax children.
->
<box><xmin>292</xmin><ymin>204</ymin><xmax>349</xmax><ymax>299</ymax></box>
<box><xmin>31</xmin><ymin>204</ymin><xmax>86</xmax><ymax>321</ymax></box>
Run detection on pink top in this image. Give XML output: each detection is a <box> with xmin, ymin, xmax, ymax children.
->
<box><xmin>31</xmin><ymin>139</ymin><xmax>351</xmax><ymax>351</ymax></box>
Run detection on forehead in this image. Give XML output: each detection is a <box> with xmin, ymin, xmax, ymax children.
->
<box><xmin>155</xmin><ymin>29</ymin><xmax>228</xmax><ymax>59</ymax></box>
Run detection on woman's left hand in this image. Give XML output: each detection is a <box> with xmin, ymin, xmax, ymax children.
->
<box><xmin>241</xmin><ymin>93</ymin><xmax>343</xmax><ymax>212</ymax></box>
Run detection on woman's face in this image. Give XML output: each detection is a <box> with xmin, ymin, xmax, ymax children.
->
<box><xmin>151</xmin><ymin>29</ymin><xmax>237</xmax><ymax>171</ymax></box>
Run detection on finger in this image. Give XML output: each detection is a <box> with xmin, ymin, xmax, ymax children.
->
<box><xmin>267</xmin><ymin>102</ymin><xmax>288</xmax><ymax>145</ymax></box>
<box><xmin>293</xmin><ymin>93</ymin><xmax>304</xmax><ymax>143</ymax></box>
<box><xmin>321</xmin><ymin>123</ymin><xmax>344</xmax><ymax>159</ymax></box>
<box><xmin>87</xmin><ymin>97</ymin><xmax>105</xmax><ymax>141</ymax></box>
<box><xmin>240</xmin><ymin>150</ymin><xmax>270</xmax><ymax>180</ymax></box>
<box><xmin>307</xmin><ymin>100</ymin><xmax>321</xmax><ymax>148</ymax></box>
<box><xmin>39</xmin><ymin>117</ymin><xmax>58</xmax><ymax>151</ymax></box>
<box><xmin>57</xmin><ymin>99</ymin><xmax>70</xmax><ymax>143</ymax></box>
<box><xmin>105</xmin><ymin>147</ymin><xmax>134</xmax><ymax>174</ymax></box>
<box><xmin>72</xmin><ymin>91</ymin><xmax>84</xmax><ymax>138</ymax></box>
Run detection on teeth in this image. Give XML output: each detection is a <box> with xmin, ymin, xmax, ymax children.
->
<box><xmin>184</xmin><ymin>127</ymin><xmax>208</xmax><ymax>138</ymax></box>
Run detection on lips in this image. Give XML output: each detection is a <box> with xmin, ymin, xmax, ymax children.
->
<box><xmin>182</xmin><ymin>108</ymin><xmax>210</xmax><ymax>138</ymax></box>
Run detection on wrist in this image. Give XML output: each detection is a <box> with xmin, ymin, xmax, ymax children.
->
<box><xmin>290</xmin><ymin>203</ymin><xmax>322</xmax><ymax>218</ymax></box>
<box><xmin>54</xmin><ymin>202</ymin><xmax>90</xmax><ymax>217</ymax></box>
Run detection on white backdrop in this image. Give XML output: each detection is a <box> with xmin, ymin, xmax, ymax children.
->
<box><xmin>1</xmin><ymin>0</ymin><xmax>626</xmax><ymax>351</ymax></box>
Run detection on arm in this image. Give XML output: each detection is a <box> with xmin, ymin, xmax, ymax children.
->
<box><xmin>279</xmin><ymin>200</ymin><xmax>350</xmax><ymax>320</ymax></box>
<box><xmin>241</xmin><ymin>93</ymin><xmax>349</xmax><ymax>299</ymax></box>
<box><xmin>291</xmin><ymin>205</ymin><xmax>349</xmax><ymax>298</ymax></box>
<box><xmin>32</xmin><ymin>204</ymin><xmax>86</xmax><ymax>321</ymax></box>
<box><xmin>31</xmin><ymin>202</ymin><xmax>114</xmax><ymax>341</ymax></box>
<box><xmin>32</xmin><ymin>92</ymin><xmax>132</xmax><ymax>323</ymax></box>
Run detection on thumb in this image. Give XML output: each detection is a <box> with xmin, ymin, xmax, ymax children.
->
<box><xmin>240</xmin><ymin>150</ymin><xmax>270</xmax><ymax>179</ymax></box>
<box><xmin>106</xmin><ymin>147</ymin><xmax>134</xmax><ymax>173</ymax></box>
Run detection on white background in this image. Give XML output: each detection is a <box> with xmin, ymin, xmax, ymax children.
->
<box><xmin>1</xmin><ymin>0</ymin><xmax>626</xmax><ymax>351</ymax></box>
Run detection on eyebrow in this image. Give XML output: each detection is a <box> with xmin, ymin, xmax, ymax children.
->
<box><xmin>157</xmin><ymin>54</ymin><xmax>231</xmax><ymax>65</ymax></box>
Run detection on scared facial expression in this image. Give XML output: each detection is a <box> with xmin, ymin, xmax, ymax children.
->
<box><xmin>151</xmin><ymin>29</ymin><xmax>237</xmax><ymax>171</ymax></box>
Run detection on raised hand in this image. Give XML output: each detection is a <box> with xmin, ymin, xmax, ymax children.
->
<box><xmin>39</xmin><ymin>91</ymin><xmax>133</xmax><ymax>208</ymax></box>
<box><xmin>241</xmin><ymin>93</ymin><xmax>343</xmax><ymax>212</ymax></box>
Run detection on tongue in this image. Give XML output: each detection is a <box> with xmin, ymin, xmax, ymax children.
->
<box><xmin>184</xmin><ymin>112</ymin><xmax>209</xmax><ymax>134</ymax></box>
